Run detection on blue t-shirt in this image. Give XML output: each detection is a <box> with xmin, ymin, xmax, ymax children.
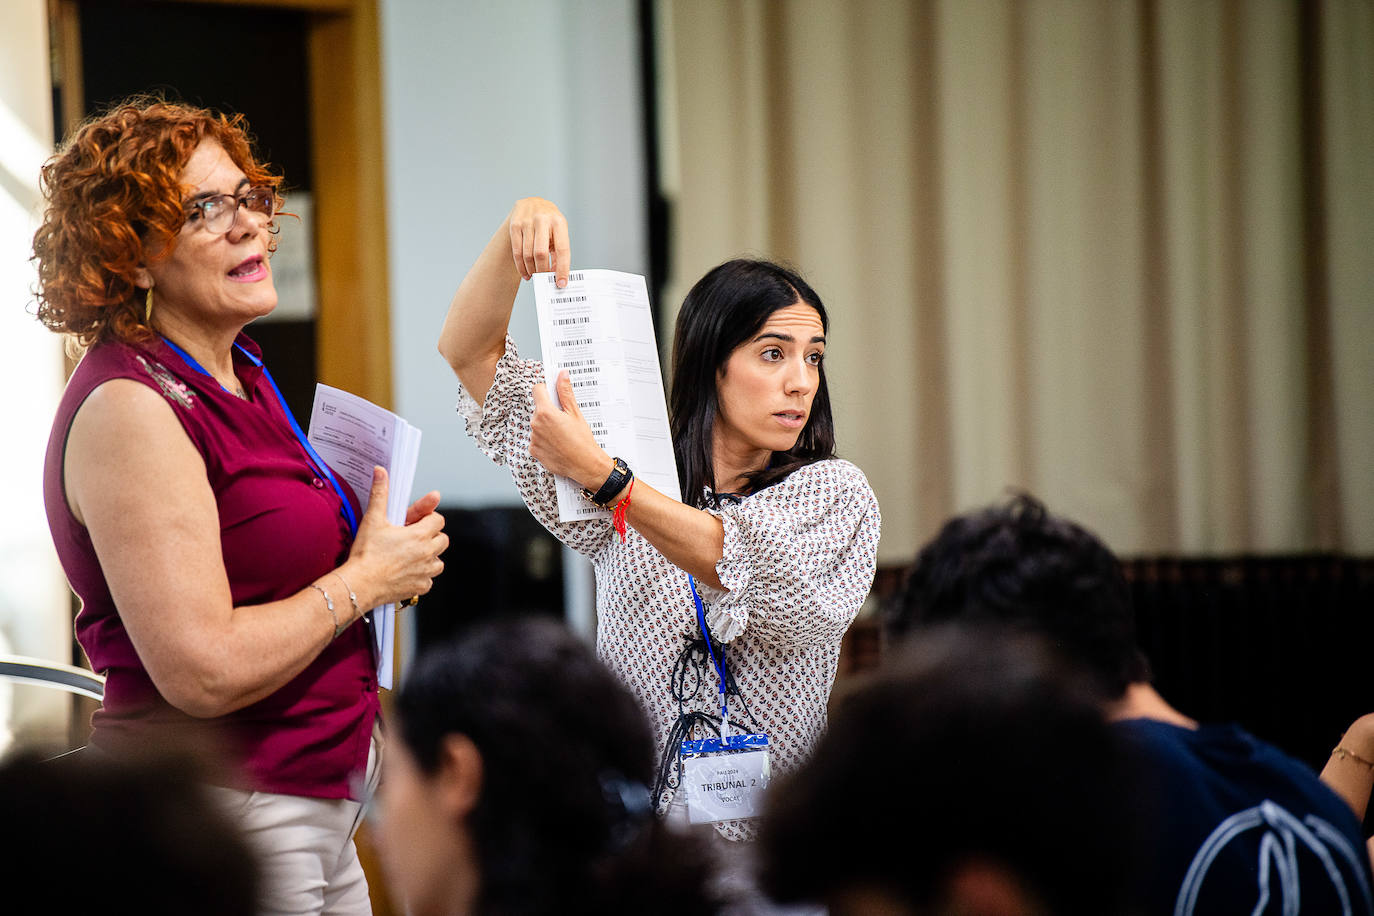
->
<box><xmin>1116</xmin><ymin>718</ymin><xmax>1374</xmax><ymax>915</ymax></box>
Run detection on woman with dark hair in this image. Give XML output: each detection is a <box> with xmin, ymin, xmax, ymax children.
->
<box><xmin>668</xmin><ymin>259</ymin><xmax>837</xmax><ymax>504</ymax></box>
<box><xmin>32</xmin><ymin>98</ymin><xmax>448</xmax><ymax>914</ymax></box>
<box><xmin>380</xmin><ymin>616</ymin><xmax>719</xmax><ymax>915</ymax></box>
<box><xmin>437</xmin><ymin>199</ymin><xmax>880</xmax><ymax>852</ymax></box>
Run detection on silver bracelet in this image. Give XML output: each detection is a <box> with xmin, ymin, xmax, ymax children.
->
<box><xmin>332</xmin><ymin>571</ymin><xmax>359</xmax><ymax>630</ymax></box>
<box><xmin>309</xmin><ymin>583</ymin><xmax>344</xmax><ymax>640</ymax></box>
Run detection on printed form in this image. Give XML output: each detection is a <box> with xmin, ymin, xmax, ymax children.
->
<box><xmin>307</xmin><ymin>385</ymin><xmax>422</xmax><ymax>690</ymax></box>
<box><xmin>532</xmin><ymin>269</ymin><xmax>680</xmax><ymax>523</ymax></box>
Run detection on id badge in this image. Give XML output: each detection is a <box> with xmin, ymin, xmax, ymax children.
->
<box><xmin>679</xmin><ymin>733</ymin><xmax>771</xmax><ymax>824</ymax></box>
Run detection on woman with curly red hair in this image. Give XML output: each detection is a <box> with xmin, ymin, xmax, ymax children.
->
<box><xmin>33</xmin><ymin>98</ymin><xmax>448</xmax><ymax>915</ymax></box>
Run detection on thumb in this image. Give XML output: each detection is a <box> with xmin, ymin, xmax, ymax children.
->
<box><xmin>363</xmin><ymin>466</ymin><xmax>390</xmax><ymax>521</ymax></box>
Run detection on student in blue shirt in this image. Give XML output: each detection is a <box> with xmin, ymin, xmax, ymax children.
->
<box><xmin>888</xmin><ymin>493</ymin><xmax>1374</xmax><ymax>916</ymax></box>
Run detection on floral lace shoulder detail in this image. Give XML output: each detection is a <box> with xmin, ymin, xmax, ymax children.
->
<box><xmin>135</xmin><ymin>355</ymin><xmax>196</xmax><ymax>410</ymax></box>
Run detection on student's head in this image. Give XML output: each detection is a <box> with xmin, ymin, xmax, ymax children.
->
<box><xmin>669</xmin><ymin>258</ymin><xmax>836</xmax><ymax>503</ymax></box>
<box><xmin>0</xmin><ymin>749</ymin><xmax>258</xmax><ymax>915</ymax></box>
<box><xmin>385</xmin><ymin>617</ymin><xmax>717</xmax><ymax>916</ymax></box>
<box><xmin>760</xmin><ymin>623</ymin><xmax>1142</xmax><ymax>916</ymax></box>
<box><xmin>889</xmin><ymin>493</ymin><xmax>1149</xmax><ymax>699</ymax></box>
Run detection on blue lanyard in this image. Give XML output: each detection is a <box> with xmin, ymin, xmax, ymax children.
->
<box><xmin>687</xmin><ymin>575</ymin><xmax>730</xmax><ymax>734</ymax></box>
<box><xmin>160</xmin><ymin>336</ymin><xmax>359</xmax><ymax>536</ymax></box>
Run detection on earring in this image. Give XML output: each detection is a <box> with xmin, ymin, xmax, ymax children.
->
<box><xmin>144</xmin><ymin>287</ymin><xmax>154</xmax><ymax>322</ymax></box>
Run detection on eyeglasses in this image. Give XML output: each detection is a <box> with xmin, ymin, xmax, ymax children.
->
<box><xmin>184</xmin><ymin>186</ymin><xmax>275</xmax><ymax>234</ymax></box>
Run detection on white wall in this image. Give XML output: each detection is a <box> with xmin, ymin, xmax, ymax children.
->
<box><xmin>379</xmin><ymin>0</ymin><xmax>649</xmax><ymax>638</ymax></box>
<box><xmin>381</xmin><ymin>0</ymin><xmax>649</xmax><ymax>504</ymax></box>
<box><xmin>0</xmin><ymin>0</ymin><xmax>73</xmax><ymax>749</ymax></box>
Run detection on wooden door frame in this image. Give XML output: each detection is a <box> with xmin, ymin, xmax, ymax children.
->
<box><xmin>53</xmin><ymin>0</ymin><xmax>394</xmax><ymax>407</ymax></box>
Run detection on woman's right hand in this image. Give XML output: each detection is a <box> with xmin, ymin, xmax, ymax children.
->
<box><xmin>340</xmin><ymin>466</ymin><xmax>448</xmax><ymax>614</ymax></box>
<box><xmin>507</xmin><ymin>197</ymin><xmax>571</xmax><ymax>287</ymax></box>
<box><xmin>439</xmin><ymin>197</ymin><xmax>572</xmax><ymax>404</ymax></box>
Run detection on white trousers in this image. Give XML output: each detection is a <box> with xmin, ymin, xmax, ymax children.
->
<box><xmin>211</xmin><ymin>726</ymin><xmax>383</xmax><ymax>916</ymax></box>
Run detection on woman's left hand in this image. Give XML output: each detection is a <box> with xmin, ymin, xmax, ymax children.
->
<box><xmin>533</xmin><ymin>369</ymin><xmax>727</xmax><ymax>584</ymax></box>
<box><xmin>530</xmin><ymin>369</ymin><xmax>611</xmax><ymax>490</ymax></box>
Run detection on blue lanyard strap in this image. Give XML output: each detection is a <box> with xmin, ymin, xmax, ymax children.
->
<box><xmin>160</xmin><ymin>336</ymin><xmax>359</xmax><ymax>536</ymax></box>
<box><xmin>687</xmin><ymin>575</ymin><xmax>730</xmax><ymax>733</ymax></box>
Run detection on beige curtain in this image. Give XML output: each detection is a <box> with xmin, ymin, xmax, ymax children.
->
<box><xmin>655</xmin><ymin>0</ymin><xmax>1373</xmax><ymax>563</ymax></box>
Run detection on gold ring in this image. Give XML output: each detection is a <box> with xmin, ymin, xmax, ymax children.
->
<box><xmin>402</xmin><ymin>595</ymin><xmax>420</xmax><ymax>608</ymax></box>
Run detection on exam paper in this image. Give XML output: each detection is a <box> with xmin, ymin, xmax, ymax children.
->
<box><xmin>532</xmin><ymin>269</ymin><xmax>680</xmax><ymax>523</ymax></box>
<box><xmin>307</xmin><ymin>384</ymin><xmax>422</xmax><ymax>689</ymax></box>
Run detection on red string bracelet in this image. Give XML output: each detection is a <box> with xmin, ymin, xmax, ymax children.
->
<box><xmin>612</xmin><ymin>476</ymin><xmax>635</xmax><ymax>543</ymax></box>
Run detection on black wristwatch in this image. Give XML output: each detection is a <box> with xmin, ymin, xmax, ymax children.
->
<box><xmin>583</xmin><ymin>457</ymin><xmax>633</xmax><ymax>508</ymax></box>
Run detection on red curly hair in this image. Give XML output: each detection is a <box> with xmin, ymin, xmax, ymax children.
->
<box><xmin>31</xmin><ymin>98</ymin><xmax>284</xmax><ymax>350</ymax></box>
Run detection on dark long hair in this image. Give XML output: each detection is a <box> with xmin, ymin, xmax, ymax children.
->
<box><xmin>669</xmin><ymin>259</ymin><xmax>836</xmax><ymax>504</ymax></box>
<box><xmin>396</xmin><ymin>618</ymin><xmax>718</xmax><ymax>915</ymax></box>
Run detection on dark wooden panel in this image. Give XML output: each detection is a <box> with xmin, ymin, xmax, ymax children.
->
<box><xmin>76</xmin><ymin>1</ymin><xmax>313</xmax><ymax>188</ymax></box>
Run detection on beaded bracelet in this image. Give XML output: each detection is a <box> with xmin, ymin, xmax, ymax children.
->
<box><xmin>1331</xmin><ymin>745</ymin><xmax>1374</xmax><ymax>772</ymax></box>
<box><xmin>309</xmin><ymin>583</ymin><xmax>344</xmax><ymax>640</ymax></box>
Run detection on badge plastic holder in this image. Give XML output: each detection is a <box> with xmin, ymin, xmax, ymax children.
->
<box><xmin>679</xmin><ymin>732</ymin><xmax>771</xmax><ymax>824</ymax></box>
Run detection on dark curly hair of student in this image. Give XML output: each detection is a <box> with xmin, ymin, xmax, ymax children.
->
<box><xmin>760</xmin><ymin>623</ymin><xmax>1144</xmax><ymax>914</ymax></box>
<box><xmin>888</xmin><ymin>492</ymin><xmax>1150</xmax><ymax>698</ymax></box>
<box><xmin>0</xmin><ymin>748</ymin><xmax>259</xmax><ymax>916</ymax></box>
<box><xmin>31</xmin><ymin>96</ymin><xmax>283</xmax><ymax>352</ymax></box>
<box><xmin>669</xmin><ymin>258</ymin><xmax>835</xmax><ymax>505</ymax></box>
<box><xmin>396</xmin><ymin>617</ymin><xmax>720</xmax><ymax>915</ymax></box>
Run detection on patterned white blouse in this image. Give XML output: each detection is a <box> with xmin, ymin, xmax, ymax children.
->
<box><xmin>456</xmin><ymin>338</ymin><xmax>881</xmax><ymax>841</ymax></box>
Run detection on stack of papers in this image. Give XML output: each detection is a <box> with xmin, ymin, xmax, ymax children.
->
<box><xmin>307</xmin><ymin>384</ymin><xmax>422</xmax><ymax>689</ymax></box>
<box><xmin>532</xmin><ymin>269</ymin><xmax>681</xmax><ymax>523</ymax></box>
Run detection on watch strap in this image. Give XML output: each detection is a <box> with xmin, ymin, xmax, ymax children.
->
<box><xmin>583</xmin><ymin>457</ymin><xmax>633</xmax><ymax>508</ymax></box>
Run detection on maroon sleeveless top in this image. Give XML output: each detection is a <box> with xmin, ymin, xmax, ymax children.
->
<box><xmin>43</xmin><ymin>333</ymin><xmax>378</xmax><ymax>799</ymax></box>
